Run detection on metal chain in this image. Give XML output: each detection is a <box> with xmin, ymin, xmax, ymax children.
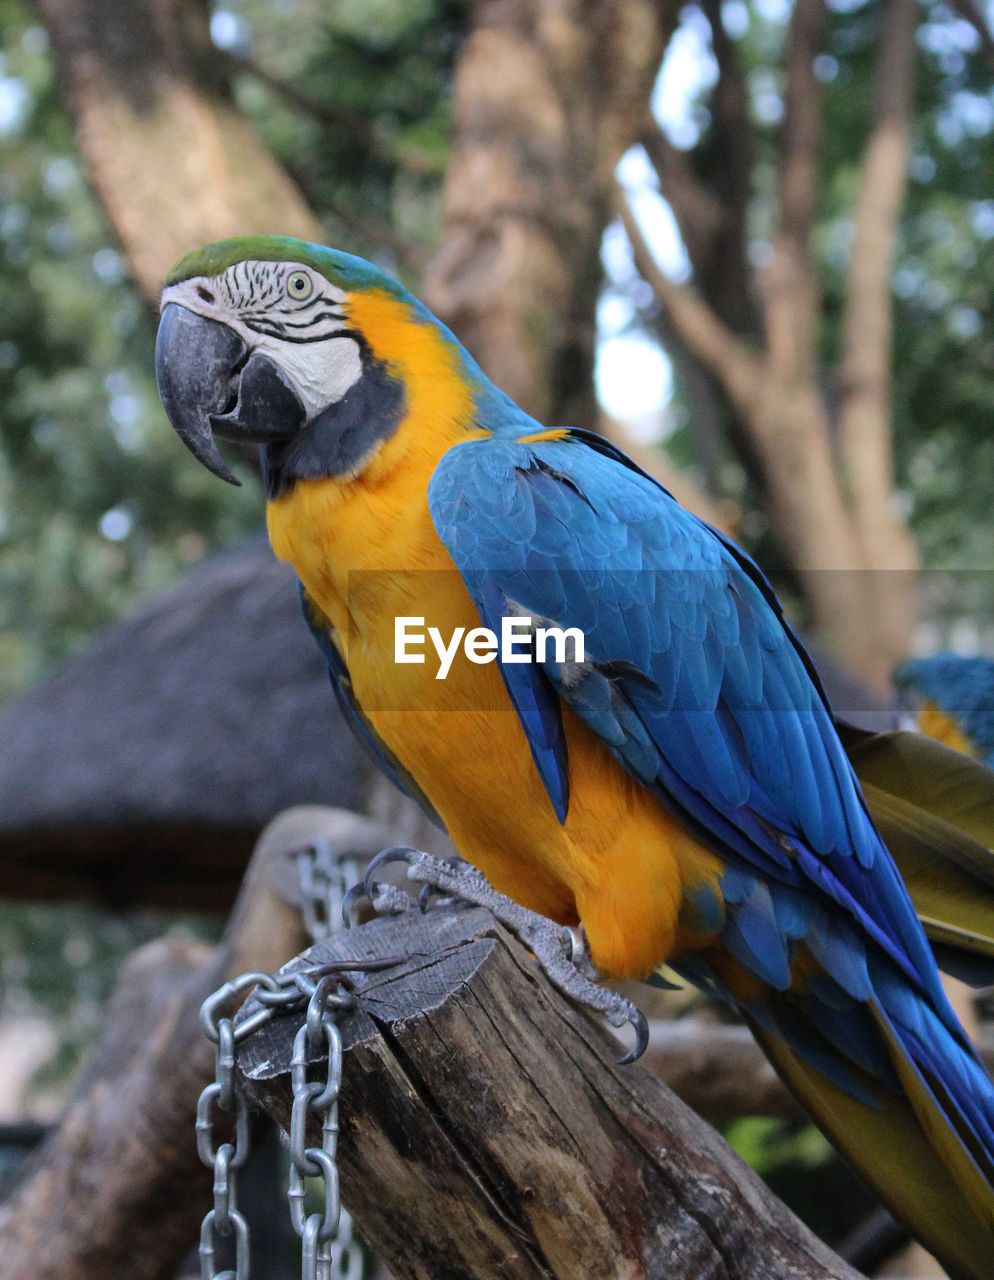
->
<box><xmin>292</xmin><ymin>839</ymin><xmax>369</xmax><ymax>1279</ymax></box>
<box><xmin>197</xmin><ymin>971</ymin><xmax>282</xmax><ymax>1280</ymax></box>
<box><xmin>195</xmin><ymin>840</ymin><xmax>374</xmax><ymax>1280</ymax></box>
<box><xmin>295</xmin><ymin>838</ymin><xmax>366</xmax><ymax>944</ymax></box>
<box><xmin>287</xmin><ymin>974</ymin><xmax>352</xmax><ymax>1280</ymax></box>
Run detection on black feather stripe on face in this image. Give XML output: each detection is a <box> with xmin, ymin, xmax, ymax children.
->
<box><xmin>215</xmin><ymin>261</ymin><xmax>351</xmax><ymax>345</ymax></box>
<box><xmin>261</xmin><ymin>351</ymin><xmax>406</xmax><ymax>497</ymax></box>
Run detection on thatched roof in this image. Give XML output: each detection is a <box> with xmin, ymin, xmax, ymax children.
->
<box><xmin>0</xmin><ymin>538</ymin><xmax>376</xmax><ymax>908</ymax></box>
<box><xmin>0</xmin><ymin>533</ymin><xmax>888</xmax><ymax>909</ymax></box>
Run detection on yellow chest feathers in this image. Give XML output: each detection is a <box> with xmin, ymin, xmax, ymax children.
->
<box><xmin>267</xmin><ymin>286</ymin><xmax>482</xmax><ymax>608</ymax></box>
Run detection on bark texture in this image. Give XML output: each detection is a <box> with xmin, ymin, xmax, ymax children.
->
<box><xmin>0</xmin><ymin>807</ymin><xmax>391</xmax><ymax>1280</ymax></box>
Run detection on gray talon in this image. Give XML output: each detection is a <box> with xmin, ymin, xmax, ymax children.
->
<box><xmin>341</xmin><ymin>881</ymin><xmax>366</xmax><ymax>929</ymax></box>
<box><xmin>362</xmin><ymin>845</ymin><xmax>419</xmax><ymax>901</ymax></box>
<box><xmin>617</xmin><ymin>1007</ymin><xmax>650</xmax><ymax>1065</ymax></box>
<box><xmin>402</xmin><ymin>853</ymin><xmax>649</xmax><ymax>1065</ymax></box>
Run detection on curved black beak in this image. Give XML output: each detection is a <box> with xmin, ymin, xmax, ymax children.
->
<box><xmin>156</xmin><ymin>303</ymin><xmax>247</xmax><ymax>485</ymax></box>
<box><xmin>156</xmin><ymin>303</ymin><xmax>307</xmax><ymax>486</ymax></box>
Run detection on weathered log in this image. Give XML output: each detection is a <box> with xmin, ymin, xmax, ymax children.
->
<box><xmin>239</xmin><ymin>903</ymin><xmax>864</xmax><ymax>1280</ymax></box>
<box><xmin>0</xmin><ymin>937</ymin><xmax>231</xmax><ymax>1280</ymax></box>
<box><xmin>0</xmin><ymin>805</ymin><xmax>392</xmax><ymax>1280</ymax></box>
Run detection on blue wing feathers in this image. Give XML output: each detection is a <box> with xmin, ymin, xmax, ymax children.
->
<box><xmin>427</xmin><ymin>428</ymin><xmax>994</xmax><ymax>1187</ymax></box>
<box><xmin>475</xmin><ymin>577</ymin><xmax>570</xmax><ymax>823</ymax></box>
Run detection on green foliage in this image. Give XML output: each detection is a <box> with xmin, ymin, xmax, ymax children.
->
<box><xmin>821</xmin><ymin>4</ymin><xmax>994</xmax><ymax>628</ymax></box>
<box><xmin>0</xmin><ymin>901</ymin><xmax>219</xmax><ymax>1099</ymax></box>
<box><xmin>0</xmin><ymin>0</ymin><xmax>463</xmax><ymax>1092</ymax></box>
<box><xmin>0</xmin><ymin>0</ymin><xmax>465</xmax><ymax>701</ymax></box>
<box><xmin>0</xmin><ymin>0</ymin><xmax>463</xmax><ymax>702</ymax></box>
<box><xmin>221</xmin><ymin>0</ymin><xmax>461</xmax><ymax>275</ymax></box>
<box><xmin>0</xmin><ymin>2</ymin><xmax>261</xmax><ymax>703</ymax></box>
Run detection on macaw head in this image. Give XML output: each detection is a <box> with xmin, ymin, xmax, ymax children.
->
<box><xmin>155</xmin><ymin>235</ymin><xmax>499</xmax><ymax>494</ymax></box>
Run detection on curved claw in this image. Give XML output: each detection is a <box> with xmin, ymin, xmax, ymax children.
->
<box><xmin>342</xmin><ymin>846</ymin><xmax>420</xmax><ymax>926</ymax></box>
<box><xmin>356</xmin><ymin>845</ymin><xmax>421</xmax><ymax>912</ymax></box>
<box><xmin>362</xmin><ymin>845</ymin><xmax>419</xmax><ymax>899</ymax></box>
<box><xmin>616</xmin><ymin>1007</ymin><xmax>650</xmax><ymax>1066</ymax></box>
<box><xmin>340</xmin><ymin>881</ymin><xmax>366</xmax><ymax>930</ymax></box>
<box><xmin>417</xmin><ymin>883</ymin><xmax>434</xmax><ymax>914</ymax></box>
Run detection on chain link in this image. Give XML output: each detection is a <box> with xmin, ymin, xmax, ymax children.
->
<box><xmin>291</xmin><ymin>841</ymin><xmax>369</xmax><ymax>1279</ymax></box>
<box><xmin>288</xmin><ymin>977</ymin><xmax>351</xmax><ymax>1280</ymax></box>
<box><xmin>196</xmin><ymin>971</ymin><xmax>283</xmax><ymax>1280</ymax></box>
<box><xmin>296</xmin><ymin>839</ymin><xmax>366</xmax><ymax>944</ymax></box>
<box><xmin>195</xmin><ymin>841</ymin><xmax>377</xmax><ymax>1280</ymax></box>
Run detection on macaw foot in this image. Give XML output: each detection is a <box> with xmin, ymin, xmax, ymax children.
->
<box><xmin>351</xmin><ymin>847</ymin><xmax>648</xmax><ymax>1064</ymax></box>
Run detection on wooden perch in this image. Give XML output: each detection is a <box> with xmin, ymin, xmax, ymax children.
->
<box><xmin>0</xmin><ymin>805</ymin><xmax>392</xmax><ymax>1280</ymax></box>
<box><xmin>238</xmin><ymin>904</ymin><xmax>864</xmax><ymax>1280</ymax></box>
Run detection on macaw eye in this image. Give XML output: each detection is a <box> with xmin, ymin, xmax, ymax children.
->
<box><xmin>286</xmin><ymin>271</ymin><xmax>313</xmax><ymax>301</ymax></box>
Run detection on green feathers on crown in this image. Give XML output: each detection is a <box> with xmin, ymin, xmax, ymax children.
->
<box><xmin>165</xmin><ymin>235</ymin><xmax>402</xmax><ymax>297</ymax></box>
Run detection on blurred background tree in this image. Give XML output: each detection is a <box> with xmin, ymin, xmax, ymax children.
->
<box><xmin>0</xmin><ymin>0</ymin><xmax>991</xmax><ymax>708</ymax></box>
<box><xmin>0</xmin><ymin>1</ymin><xmax>992</xmax><ymax>1270</ymax></box>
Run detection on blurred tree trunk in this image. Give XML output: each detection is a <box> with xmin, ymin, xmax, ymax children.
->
<box><xmin>620</xmin><ymin>0</ymin><xmax>919</xmax><ymax>691</ymax></box>
<box><xmin>423</xmin><ymin>0</ymin><xmax>675</xmax><ymax>428</ymax></box>
<box><xmin>35</xmin><ymin>0</ymin><xmax>321</xmax><ymax>302</ymax></box>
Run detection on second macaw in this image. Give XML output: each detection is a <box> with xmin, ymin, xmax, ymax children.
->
<box><xmin>155</xmin><ymin>236</ymin><xmax>994</xmax><ymax>1279</ymax></box>
<box><xmin>895</xmin><ymin>653</ymin><xmax>994</xmax><ymax>768</ymax></box>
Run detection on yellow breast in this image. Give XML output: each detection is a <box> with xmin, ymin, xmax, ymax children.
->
<box><xmin>265</xmin><ymin>287</ymin><xmax>724</xmax><ymax>979</ymax></box>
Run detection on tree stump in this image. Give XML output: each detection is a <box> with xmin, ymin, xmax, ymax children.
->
<box><xmin>239</xmin><ymin>903</ymin><xmax>864</xmax><ymax>1280</ymax></box>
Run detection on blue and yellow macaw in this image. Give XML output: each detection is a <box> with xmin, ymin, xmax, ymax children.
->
<box><xmin>155</xmin><ymin>236</ymin><xmax>994</xmax><ymax>1278</ymax></box>
<box><xmin>895</xmin><ymin>653</ymin><xmax>994</xmax><ymax>768</ymax></box>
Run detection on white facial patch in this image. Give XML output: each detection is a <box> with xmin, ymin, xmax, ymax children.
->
<box><xmin>160</xmin><ymin>260</ymin><xmax>363</xmax><ymax>417</ymax></box>
<box><xmin>254</xmin><ymin>327</ymin><xmax>362</xmax><ymax>418</ymax></box>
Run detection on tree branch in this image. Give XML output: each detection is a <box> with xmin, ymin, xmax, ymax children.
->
<box><xmin>700</xmin><ymin>0</ymin><xmax>752</xmax><ymax>211</ymax></box>
<box><xmin>0</xmin><ymin>807</ymin><xmax>390</xmax><ymax>1280</ymax></box>
<box><xmin>217</xmin><ymin>49</ymin><xmax>443</xmax><ymax>179</ymax></box>
<box><xmin>36</xmin><ymin>0</ymin><xmax>321</xmax><ymax>303</ymax></box>
<box><xmin>423</xmin><ymin>0</ymin><xmax>671</xmax><ymax>428</ymax></box>
<box><xmin>776</xmin><ymin>0</ymin><xmax>825</xmax><ymax>252</ymax></box>
<box><xmin>641</xmin><ymin>0</ymin><xmax>755</xmax><ymax>337</ymax></box>
<box><xmin>615</xmin><ymin>184</ymin><xmax>761</xmax><ymax>413</ymax></box>
<box><xmin>763</xmin><ymin>0</ymin><xmax>827</xmax><ymax>383</ymax></box>
<box><xmin>641</xmin><ymin>0</ymin><xmax>766</xmax><ymax>498</ymax></box>
<box><xmin>698</xmin><ymin>0</ymin><xmax>756</xmax><ymax>336</ymax></box>
<box><xmin>837</xmin><ymin>0</ymin><xmax>917</xmax><ymax>521</ymax></box>
<box><xmin>640</xmin><ymin>122</ymin><xmax>725</xmax><ymax>268</ymax></box>
<box><xmin>834</xmin><ymin>0</ymin><xmax>920</xmax><ymax>668</ymax></box>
